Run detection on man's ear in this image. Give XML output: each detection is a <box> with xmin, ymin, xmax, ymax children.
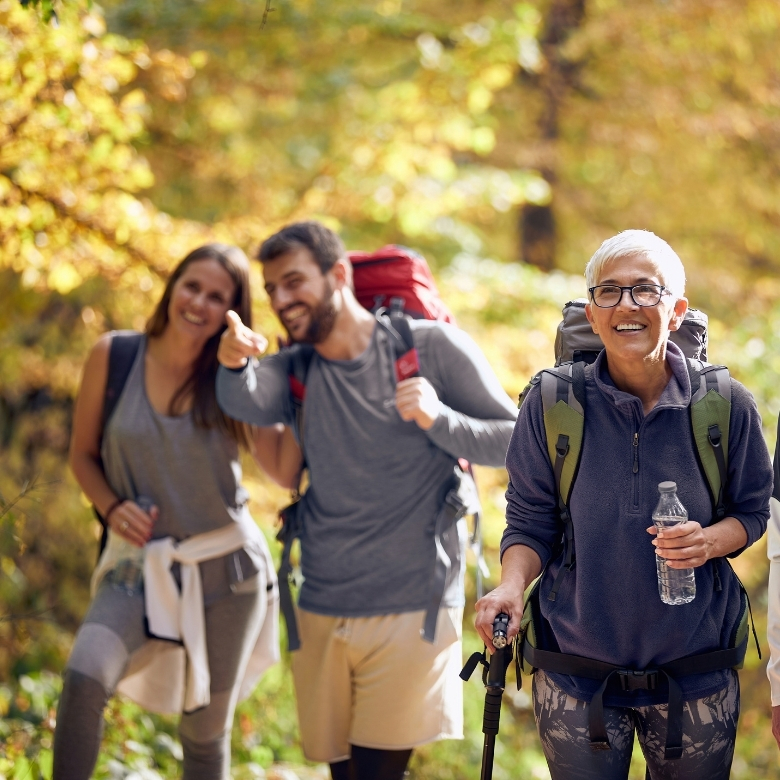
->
<box><xmin>584</xmin><ymin>302</ymin><xmax>598</xmax><ymax>334</ymax></box>
<box><xmin>668</xmin><ymin>297</ymin><xmax>689</xmax><ymax>332</ymax></box>
<box><xmin>330</xmin><ymin>257</ymin><xmax>351</xmax><ymax>290</ymax></box>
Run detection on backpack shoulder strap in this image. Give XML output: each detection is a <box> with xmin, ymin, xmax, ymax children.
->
<box><xmin>95</xmin><ymin>331</ymin><xmax>142</xmax><ymax>558</ymax></box>
<box><xmin>538</xmin><ymin>363</ymin><xmax>586</xmax><ymax>508</ymax></box>
<box><xmin>686</xmin><ymin>359</ymin><xmax>731</xmax><ymax>521</ymax></box>
<box><xmin>102</xmin><ymin>331</ymin><xmax>143</xmax><ymax>429</ymax></box>
<box><xmin>287</xmin><ymin>344</ymin><xmax>316</xmax><ymax>447</ymax></box>
<box><xmin>376</xmin><ymin>304</ymin><xmax>420</xmax><ymax>381</ymax></box>
<box><xmin>277</xmin><ymin>343</ymin><xmax>315</xmax><ymax>651</ymax></box>
<box><xmin>536</xmin><ymin>362</ymin><xmax>586</xmax><ymax>602</ymax></box>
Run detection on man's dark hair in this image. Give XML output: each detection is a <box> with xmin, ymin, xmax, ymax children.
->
<box><xmin>258</xmin><ymin>221</ymin><xmax>346</xmax><ymax>274</ymax></box>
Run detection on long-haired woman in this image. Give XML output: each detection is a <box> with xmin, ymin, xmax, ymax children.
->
<box><xmin>54</xmin><ymin>243</ymin><xmax>299</xmax><ymax>779</ymax></box>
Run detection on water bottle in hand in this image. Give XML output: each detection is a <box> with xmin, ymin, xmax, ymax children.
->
<box><xmin>652</xmin><ymin>481</ymin><xmax>695</xmax><ymax>605</ymax></box>
<box><xmin>110</xmin><ymin>496</ymin><xmax>153</xmax><ymax>596</ymax></box>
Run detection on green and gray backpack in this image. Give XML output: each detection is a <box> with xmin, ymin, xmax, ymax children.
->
<box><xmin>514</xmin><ymin>299</ymin><xmax>758</xmax><ymax>762</ymax></box>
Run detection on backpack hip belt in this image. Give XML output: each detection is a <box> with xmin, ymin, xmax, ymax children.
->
<box><xmin>517</xmin><ymin>572</ymin><xmax>756</xmax><ymax>761</ymax></box>
<box><xmin>523</xmin><ymin>634</ymin><xmax>747</xmax><ymax>760</ymax></box>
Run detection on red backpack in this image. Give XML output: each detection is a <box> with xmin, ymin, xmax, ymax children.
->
<box><xmin>348</xmin><ymin>245</ymin><xmax>455</xmax><ymax>324</ymax></box>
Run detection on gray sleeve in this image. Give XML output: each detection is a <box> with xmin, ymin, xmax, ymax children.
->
<box><xmin>417</xmin><ymin>323</ymin><xmax>518</xmax><ymax>467</ymax></box>
<box><xmin>216</xmin><ymin>352</ymin><xmax>293</xmax><ymax>427</ymax></box>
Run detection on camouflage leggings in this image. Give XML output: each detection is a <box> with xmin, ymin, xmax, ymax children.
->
<box><xmin>532</xmin><ymin>670</ymin><xmax>739</xmax><ymax>780</ymax></box>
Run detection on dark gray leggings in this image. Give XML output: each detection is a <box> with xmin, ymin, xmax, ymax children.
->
<box><xmin>533</xmin><ymin>670</ymin><xmax>739</xmax><ymax>780</ymax></box>
<box><xmin>53</xmin><ymin>576</ymin><xmax>264</xmax><ymax>780</ymax></box>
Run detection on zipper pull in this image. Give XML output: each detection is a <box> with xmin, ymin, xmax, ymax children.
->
<box><xmin>632</xmin><ymin>433</ymin><xmax>639</xmax><ymax>474</ymax></box>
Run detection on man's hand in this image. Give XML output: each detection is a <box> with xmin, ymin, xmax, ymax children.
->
<box><xmin>395</xmin><ymin>377</ymin><xmax>440</xmax><ymax>430</ymax></box>
<box><xmin>218</xmin><ymin>311</ymin><xmax>269</xmax><ymax>369</ymax></box>
<box><xmin>647</xmin><ymin>520</ymin><xmax>711</xmax><ymax>568</ymax></box>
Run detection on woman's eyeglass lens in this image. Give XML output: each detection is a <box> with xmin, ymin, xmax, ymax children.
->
<box><xmin>589</xmin><ymin>284</ymin><xmax>666</xmax><ymax>308</ymax></box>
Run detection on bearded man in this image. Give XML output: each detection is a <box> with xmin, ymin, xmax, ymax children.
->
<box><xmin>216</xmin><ymin>221</ymin><xmax>516</xmax><ymax>780</ymax></box>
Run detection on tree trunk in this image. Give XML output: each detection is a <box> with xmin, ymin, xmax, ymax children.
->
<box><xmin>519</xmin><ymin>0</ymin><xmax>586</xmax><ymax>270</ymax></box>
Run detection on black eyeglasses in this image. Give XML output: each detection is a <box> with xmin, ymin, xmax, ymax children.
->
<box><xmin>588</xmin><ymin>284</ymin><xmax>669</xmax><ymax>308</ymax></box>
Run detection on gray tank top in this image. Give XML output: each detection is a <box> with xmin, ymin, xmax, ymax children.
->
<box><xmin>101</xmin><ymin>336</ymin><xmax>259</xmax><ymax>599</ymax></box>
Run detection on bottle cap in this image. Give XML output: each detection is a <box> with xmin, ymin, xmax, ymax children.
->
<box><xmin>658</xmin><ymin>481</ymin><xmax>677</xmax><ymax>493</ymax></box>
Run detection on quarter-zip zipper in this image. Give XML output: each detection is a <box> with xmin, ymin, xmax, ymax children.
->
<box><xmin>632</xmin><ymin>432</ymin><xmax>640</xmax><ymax>510</ymax></box>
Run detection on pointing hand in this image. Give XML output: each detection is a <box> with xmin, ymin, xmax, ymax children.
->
<box><xmin>218</xmin><ymin>311</ymin><xmax>269</xmax><ymax>369</ymax></box>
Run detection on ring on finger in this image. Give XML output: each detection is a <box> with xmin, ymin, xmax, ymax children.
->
<box><xmin>120</xmin><ymin>520</ymin><xmax>129</xmax><ymax>532</ymax></box>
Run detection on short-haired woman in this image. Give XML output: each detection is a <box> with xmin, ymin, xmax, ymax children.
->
<box><xmin>476</xmin><ymin>230</ymin><xmax>771</xmax><ymax>779</ymax></box>
<box><xmin>54</xmin><ymin>244</ymin><xmax>300</xmax><ymax>779</ymax></box>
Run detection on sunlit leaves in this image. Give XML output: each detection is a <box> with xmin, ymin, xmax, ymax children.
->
<box><xmin>98</xmin><ymin>0</ymin><xmax>544</xmax><ymax>256</ymax></box>
<box><xmin>0</xmin><ymin>0</ymin><xmax>218</xmax><ymax>306</ymax></box>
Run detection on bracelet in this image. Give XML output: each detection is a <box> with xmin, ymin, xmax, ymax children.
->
<box><xmin>104</xmin><ymin>499</ymin><xmax>123</xmax><ymax>525</ymax></box>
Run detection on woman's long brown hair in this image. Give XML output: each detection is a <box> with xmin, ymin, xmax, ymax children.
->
<box><xmin>145</xmin><ymin>243</ymin><xmax>252</xmax><ymax>447</ymax></box>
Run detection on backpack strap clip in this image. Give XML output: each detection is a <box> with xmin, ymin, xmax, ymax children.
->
<box><xmin>589</xmin><ymin>668</ymin><xmax>682</xmax><ymax>759</ymax></box>
<box><xmin>421</xmin><ymin>478</ymin><xmax>467</xmax><ymax>643</ymax></box>
<box><xmin>618</xmin><ymin>669</ymin><xmax>658</xmax><ymax>692</ymax></box>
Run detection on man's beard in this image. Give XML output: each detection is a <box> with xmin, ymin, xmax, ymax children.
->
<box><xmin>285</xmin><ymin>282</ymin><xmax>338</xmax><ymax>345</ymax></box>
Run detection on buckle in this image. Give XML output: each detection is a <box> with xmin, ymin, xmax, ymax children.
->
<box><xmin>444</xmin><ymin>490</ymin><xmax>466</xmax><ymax>515</ymax></box>
<box><xmin>707</xmin><ymin>424</ymin><xmax>722</xmax><ymax>447</ymax></box>
<box><xmin>618</xmin><ymin>670</ymin><xmax>658</xmax><ymax>692</ymax></box>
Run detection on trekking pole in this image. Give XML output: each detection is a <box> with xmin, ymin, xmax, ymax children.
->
<box><xmin>460</xmin><ymin>612</ymin><xmax>513</xmax><ymax>780</ymax></box>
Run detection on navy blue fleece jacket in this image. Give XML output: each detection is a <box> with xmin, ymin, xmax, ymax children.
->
<box><xmin>502</xmin><ymin>342</ymin><xmax>771</xmax><ymax>706</ymax></box>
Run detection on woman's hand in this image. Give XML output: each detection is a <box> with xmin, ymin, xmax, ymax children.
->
<box><xmin>108</xmin><ymin>500</ymin><xmax>158</xmax><ymax>548</ymax></box>
<box><xmin>475</xmin><ymin>544</ymin><xmax>542</xmax><ymax>652</ymax></box>
<box><xmin>648</xmin><ymin>520</ymin><xmax>711</xmax><ymax>568</ymax></box>
<box><xmin>647</xmin><ymin>516</ymin><xmax>748</xmax><ymax>569</ymax></box>
<box><xmin>475</xmin><ymin>582</ymin><xmax>526</xmax><ymax>653</ymax></box>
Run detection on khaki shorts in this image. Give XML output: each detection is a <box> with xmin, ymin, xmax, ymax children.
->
<box><xmin>291</xmin><ymin>606</ymin><xmax>464</xmax><ymax>763</ymax></box>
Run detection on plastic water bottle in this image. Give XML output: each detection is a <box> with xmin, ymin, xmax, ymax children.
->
<box><xmin>110</xmin><ymin>496</ymin><xmax>153</xmax><ymax>596</ymax></box>
<box><xmin>652</xmin><ymin>481</ymin><xmax>696</xmax><ymax>605</ymax></box>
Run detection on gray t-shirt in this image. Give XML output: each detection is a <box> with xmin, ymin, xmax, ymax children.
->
<box><xmin>216</xmin><ymin>320</ymin><xmax>517</xmax><ymax>616</ymax></box>
<box><xmin>102</xmin><ymin>336</ymin><xmax>264</xmax><ymax>602</ymax></box>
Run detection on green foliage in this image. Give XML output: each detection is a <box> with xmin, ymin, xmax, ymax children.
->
<box><xmin>18</xmin><ymin>0</ymin><xmax>58</xmax><ymax>24</ymax></box>
<box><xmin>100</xmin><ymin>0</ymin><xmax>550</xmax><ymax>264</ymax></box>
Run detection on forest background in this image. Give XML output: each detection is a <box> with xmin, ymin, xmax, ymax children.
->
<box><xmin>2</xmin><ymin>0</ymin><xmax>780</xmax><ymax>777</ymax></box>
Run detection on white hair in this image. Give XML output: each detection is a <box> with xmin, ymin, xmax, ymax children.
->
<box><xmin>584</xmin><ymin>230</ymin><xmax>686</xmax><ymax>299</ymax></box>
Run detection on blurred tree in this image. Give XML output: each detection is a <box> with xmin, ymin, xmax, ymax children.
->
<box><xmin>547</xmin><ymin>0</ymin><xmax>780</xmax><ymax>308</ymax></box>
<box><xmin>97</xmin><ymin>0</ymin><xmax>780</xmax><ymax>306</ymax></box>
<box><xmin>0</xmin><ymin>0</ymin><xmax>219</xmax><ymax>675</ymax></box>
<box><xmin>99</xmin><ymin>0</ymin><xmax>549</xmax><ymax>267</ymax></box>
<box><xmin>518</xmin><ymin>0</ymin><xmax>585</xmax><ymax>270</ymax></box>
